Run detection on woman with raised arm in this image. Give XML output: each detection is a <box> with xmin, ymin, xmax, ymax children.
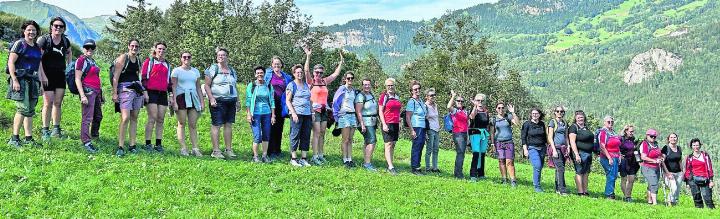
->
<box><xmin>489</xmin><ymin>101</ymin><xmax>519</xmax><ymax>186</ymax></box>
<box><xmin>38</xmin><ymin>17</ymin><xmax>72</xmax><ymax>141</ymax></box>
<box><xmin>171</xmin><ymin>51</ymin><xmax>204</xmax><ymax>157</ymax></box>
<box><xmin>447</xmin><ymin>90</ymin><xmax>469</xmax><ymax>179</ymax></box>
<box><xmin>303</xmin><ymin>47</ymin><xmax>343</xmax><ymax>165</ymax></box>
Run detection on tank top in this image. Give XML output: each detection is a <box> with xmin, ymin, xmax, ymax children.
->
<box><xmin>119</xmin><ymin>57</ymin><xmax>140</xmax><ymax>83</ymax></box>
<box><xmin>310</xmin><ymin>80</ymin><xmax>329</xmax><ymax>111</ymax></box>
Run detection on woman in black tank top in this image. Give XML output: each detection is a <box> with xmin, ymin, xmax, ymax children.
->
<box><xmin>112</xmin><ymin>39</ymin><xmax>148</xmax><ymax>156</ymax></box>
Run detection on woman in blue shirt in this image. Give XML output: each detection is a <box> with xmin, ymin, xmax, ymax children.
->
<box><xmin>405</xmin><ymin>80</ymin><xmax>427</xmax><ymax>175</ymax></box>
<box><xmin>247</xmin><ymin>66</ymin><xmax>275</xmax><ymax>162</ymax></box>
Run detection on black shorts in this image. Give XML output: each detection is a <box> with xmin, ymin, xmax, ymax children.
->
<box><xmin>43</xmin><ymin>68</ymin><xmax>66</xmax><ymax>91</ymax></box>
<box><xmin>382</xmin><ymin>123</ymin><xmax>400</xmax><ymax>143</ymax></box>
<box><xmin>210</xmin><ymin>98</ymin><xmax>237</xmax><ymax>126</ymax></box>
<box><xmin>147</xmin><ymin>90</ymin><xmax>169</xmax><ymax>106</ymax></box>
<box><xmin>619</xmin><ymin>157</ymin><xmax>640</xmax><ymax>177</ymax></box>
<box><xmin>175</xmin><ymin>94</ymin><xmax>194</xmax><ymax>110</ymax></box>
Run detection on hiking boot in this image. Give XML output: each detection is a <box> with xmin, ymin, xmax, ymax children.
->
<box><xmin>348</xmin><ymin>161</ymin><xmax>356</xmax><ymax>168</ymax></box>
<box><xmin>624</xmin><ymin>197</ymin><xmax>633</xmax><ymax>203</ymax></box>
<box><xmin>299</xmin><ymin>159</ymin><xmax>312</xmax><ymax>167</ymax></box>
<box><xmin>41</xmin><ymin>129</ymin><xmax>51</xmax><ymax>142</ymax></box>
<box><xmin>23</xmin><ymin>138</ymin><xmax>41</xmax><ymax>147</ymax></box>
<box><xmin>144</xmin><ymin>144</ymin><xmax>154</xmax><ymax>152</ymax></box>
<box><xmin>128</xmin><ymin>145</ymin><xmax>139</xmax><ymax>154</ymax></box>
<box><xmin>51</xmin><ymin>128</ymin><xmax>68</xmax><ymax>139</ymax></box>
<box><xmin>154</xmin><ymin>145</ymin><xmax>165</xmax><ymax>153</ymax></box>
<box><xmin>191</xmin><ymin>148</ymin><xmax>203</xmax><ymax>157</ymax></box>
<box><xmin>388</xmin><ymin>168</ymin><xmax>398</xmax><ymax>175</ymax></box>
<box><xmin>210</xmin><ymin>150</ymin><xmax>225</xmax><ymax>159</ymax></box>
<box><xmin>318</xmin><ymin>156</ymin><xmax>327</xmax><ymax>163</ymax></box>
<box><xmin>364</xmin><ymin>163</ymin><xmax>377</xmax><ymax>172</ymax></box>
<box><xmin>7</xmin><ymin>138</ymin><xmax>21</xmax><ymax>148</ymax></box>
<box><xmin>311</xmin><ymin>157</ymin><xmax>323</xmax><ymax>166</ymax></box>
<box><xmin>83</xmin><ymin>142</ymin><xmax>97</xmax><ymax>153</ymax></box>
<box><xmin>115</xmin><ymin>147</ymin><xmax>126</xmax><ymax>157</ymax></box>
<box><xmin>290</xmin><ymin>159</ymin><xmax>302</xmax><ymax>167</ymax></box>
<box><xmin>411</xmin><ymin>169</ymin><xmax>424</xmax><ymax>176</ymax></box>
<box><xmin>179</xmin><ymin>148</ymin><xmax>189</xmax><ymax>156</ymax></box>
<box><xmin>224</xmin><ymin>149</ymin><xmax>237</xmax><ymax>159</ymax></box>
<box><xmin>343</xmin><ymin>161</ymin><xmax>352</xmax><ymax>168</ymax></box>
<box><xmin>511</xmin><ymin>180</ymin><xmax>517</xmax><ymax>187</ymax></box>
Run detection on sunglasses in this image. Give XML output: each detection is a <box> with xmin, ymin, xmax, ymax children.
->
<box><xmin>648</xmin><ymin>135</ymin><xmax>657</xmax><ymax>138</ymax></box>
<box><xmin>497</xmin><ymin>107</ymin><xmax>504</xmax><ymax>109</ymax></box>
<box><xmin>428</xmin><ymin>94</ymin><xmax>436</xmax><ymax>97</ymax></box>
<box><xmin>556</xmin><ymin>110</ymin><xmax>565</xmax><ymax>113</ymax></box>
<box><xmin>412</xmin><ymin>88</ymin><xmax>421</xmax><ymax>91</ymax></box>
<box><xmin>83</xmin><ymin>46</ymin><xmax>96</xmax><ymax>50</ymax></box>
<box><xmin>53</xmin><ymin>24</ymin><xmax>65</xmax><ymax>29</ymax></box>
<box><xmin>314</xmin><ymin>71</ymin><xmax>324</xmax><ymax>74</ymax></box>
<box><xmin>456</xmin><ymin>100</ymin><xmax>464</xmax><ymax>102</ymax></box>
<box><xmin>346</xmin><ymin>77</ymin><xmax>354</xmax><ymax>80</ymax></box>
<box><xmin>606</xmin><ymin>121</ymin><xmax>614</xmax><ymax>123</ymax></box>
<box><xmin>182</xmin><ymin>56</ymin><xmax>192</xmax><ymax>59</ymax></box>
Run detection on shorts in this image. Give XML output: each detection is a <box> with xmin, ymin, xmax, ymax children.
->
<box><xmin>337</xmin><ymin>113</ymin><xmax>357</xmax><ymax>128</ymax></box>
<box><xmin>118</xmin><ymin>86</ymin><xmax>144</xmax><ymax>110</ymax></box>
<box><xmin>619</xmin><ymin>156</ymin><xmax>640</xmax><ymax>177</ymax></box>
<box><xmin>573</xmin><ymin>150</ymin><xmax>593</xmax><ymax>174</ymax></box>
<box><xmin>358</xmin><ymin>125</ymin><xmax>377</xmax><ymax>145</ymax></box>
<box><xmin>15</xmin><ymin>97</ymin><xmax>39</xmax><ymax>117</ymax></box>
<box><xmin>251</xmin><ymin>114</ymin><xmax>271</xmax><ymax>143</ymax></box>
<box><xmin>42</xmin><ymin>68</ymin><xmax>65</xmax><ymax>91</ymax></box>
<box><xmin>641</xmin><ymin>166</ymin><xmax>660</xmax><ymax>193</ymax></box>
<box><xmin>313</xmin><ymin>109</ymin><xmax>328</xmax><ymax>122</ymax></box>
<box><xmin>382</xmin><ymin>123</ymin><xmax>400</xmax><ymax>143</ymax></box>
<box><xmin>146</xmin><ymin>90</ymin><xmax>169</xmax><ymax>106</ymax></box>
<box><xmin>210</xmin><ymin>98</ymin><xmax>237</xmax><ymax>126</ymax></box>
<box><xmin>175</xmin><ymin>94</ymin><xmax>194</xmax><ymax>110</ymax></box>
<box><xmin>495</xmin><ymin>140</ymin><xmax>515</xmax><ymax>160</ymax></box>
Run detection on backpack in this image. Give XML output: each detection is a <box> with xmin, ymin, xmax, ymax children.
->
<box><xmin>38</xmin><ymin>34</ymin><xmax>70</xmax><ymax>55</ymax></box>
<box><xmin>443</xmin><ymin>112</ymin><xmax>454</xmax><ymax>133</ymax></box>
<box><xmin>332</xmin><ymin>86</ymin><xmax>361</xmax><ymax>120</ymax></box>
<box><xmin>65</xmin><ymin>55</ymin><xmax>93</xmax><ymax>95</ymax></box>
<box><xmin>109</xmin><ymin>53</ymin><xmax>131</xmax><ymax>87</ymax></box>
<box><xmin>401</xmin><ymin>98</ymin><xmax>418</xmax><ymax>128</ymax></box>
<box><xmin>593</xmin><ymin>127</ymin><xmax>608</xmax><ymax>154</ymax></box>
<box><xmin>5</xmin><ymin>39</ymin><xmax>27</xmax><ymax>75</ymax></box>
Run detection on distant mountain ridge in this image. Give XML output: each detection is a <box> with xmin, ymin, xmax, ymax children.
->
<box><xmin>0</xmin><ymin>0</ymin><xmax>101</xmax><ymax>45</ymax></box>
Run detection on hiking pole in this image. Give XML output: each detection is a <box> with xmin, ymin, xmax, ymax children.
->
<box><xmin>659</xmin><ymin>165</ymin><xmax>668</xmax><ymax>205</ymax></box>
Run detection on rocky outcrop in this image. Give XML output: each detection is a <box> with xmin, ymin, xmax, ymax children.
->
<box><xmin>623</xmin><ymin>49</ymin><xmax>683</xmax><ymax>85</ymax></box>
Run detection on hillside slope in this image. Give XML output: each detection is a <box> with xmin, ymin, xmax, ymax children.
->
<box><xmin>0</xmin><ymin>0</ymin><xmax>101</xmax><ymax>45</ymax></box>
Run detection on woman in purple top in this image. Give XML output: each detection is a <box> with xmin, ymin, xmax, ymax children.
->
<box><xmin>618</xmin><ymin>125</ymin><xmax>640</xmax><ymax>202</ymax></box>
<box><xmin>265</xmin><ymin>56</ymin><xmax>292</xmax><ymax>160</ymax></box>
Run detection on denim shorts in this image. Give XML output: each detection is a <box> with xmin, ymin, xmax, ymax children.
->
<box><xmin>313</xmin><ymin>109</ymin><xmax>328</xmax><ymax>122</ymax></box>
<box><xmin>337</xmin><ymin>113</ymin><xmax>357</xmax><ymax>129</ymax></box>
<box><xmin>250</xmin><ymin>114</ymin><xmax>271</xmax><ymax>143</ymax></box>
<box><xmin>358</xmin><ymin>125</ymin><xmax>377</xmax><ymax>145</ymax></box>
<box><xmin>210</xmin><ymin>98</ymin><xmax>236</xmax><ymax>126</ymax></box>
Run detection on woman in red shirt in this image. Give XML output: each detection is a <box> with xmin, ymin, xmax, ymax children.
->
<box><xmin>141</xmin><ymin>42</ymin><xmax>173</xmax><ymax>153</ymax></box>
<box><xmin>379</xmin><ymin>78</ymin><xmax>401</xmax><ymax>175</ymax></box>
<box><xmin>74</xmin><ymin>39</ymin><xmax>102</xmax><ymax>153</ymax></box>
<box><xmin>684</xmin><ymin>138</ymin><xmax>715</xmax><ymax>208</ymax></box>
<box><xmin>640</xmin><ymin>129</ymin><xmax>663</xmax><ymax>205</ymax></box>
<box><xmin>447</xmin><ymin>90</ymin><xmax>469</xmax><ymax>179</ymax></box>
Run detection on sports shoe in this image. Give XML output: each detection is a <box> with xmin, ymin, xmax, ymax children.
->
<box><xmin>180</xmin><ymin>148</ymin><xmax>189</xmax><ymax>156</ymax></box>
<box><xmin>311</xmin><ymin>157</ymin><xmax>323</xmax><ymax>166</ymax></box>
<box><xmin>318</xmin><ymin>156</ymin><xmax>327</xmax><ymax>163</ymax></box>
<box><xmin>299</xmin><ymin>159</ymin><xmax>312</xmax><ymax>167</ymax></box>
<box><xmin>511</xmin><ymin>180</ymin><xmax>517</xmax><ymax>187</ymax></box>
<box><xmin>290</xmin><ymin>159</ymin><xmax>302</xmax><ymax>167</ymax></box>
<box><xmin>534</xmin><ymin>188</ymin><xmax>544</xmax><ymax>193</ymax></box>
<box><xmin>116</xmin><ymin>147</ymin><xmax>126</xmax><ymax>157</ymax></box>
<box><xmin>144</xmin><ymin>144</ymin><xmax>154</xmax><ymax>152</ymax></box>
<box><xmin>210</xmin><ymin>150</ymin><xmax>225</xmax><ymax>159</ymax></box>
<box><xmin>411</xmin><ymin>169</ymin><xmax>424</xmax><ymax>176</ymax></box>
<box><xmin>343</xmin><ymin>161</ymin><xmax>352</xmax><ymax>168</ymax></box>
<box><xmin>261</xmin><ymin>156</ymin><xmax>270</xmax><ymax>163</ymax></box>
<box><xmin>7</xmin><ymin>138</ymin><xmax>21</xmax><ymax>148</ymax></box>
<box><xmin>363</xmin><ymin>163</ymin><xmax>377</xmax><ymax>172</ymax></box>
<box><xmin>83</xmin><ymin>142</ymin><xmax>97</xmax><ymax>153</ymax></box>
<box><xmin>129</xmin><ymin>145</ymin><xmax>139</xmax><ymax>153</ymax></box>
<box><xmin>388</xmin><ymin>168</ymin><xmax>398</xmax><ymax>175</ymax></box>
<box><xmin>624</xmin><ymin>197</ymin><xmax>632</xmax><ymax>203</ymax></box>
<box><xmin>224</xmin><ymin>149</ymin><xmax>237</xmax><ymax>159</ymax></box>
<box><xmin>191</xmin><ymin>148</ymin><xmax>203</xmax><ymax>157</ymax></box>
<box><xmin>500</xmin><ymin>178</ymin><xmax>507</xmax><ymax>184</ymax></box>
<box><xmin>470</xmin><ymin>177</ymin><xmax>478</xmax><ymax>182</ymax></box>
<box><xmin>154</xmin><ymin>145</ymin><xmax>165</xmax><ymax>153</ymax></box>
<box><xmin>41</xmin><ymin>129</ymin><xmax>51</xmax><ymax>142</ymax></box>
<box><xmin>51</xmin><ymin>128</ymin><xmax>68</xmax><ymax>139</ymax></box>
<box><xmin>23</xmin><ymin>139</ymin><xmax>41</xmax><ymax>147</ymax></box>
<box><xmin>252</xmin><ymin>156</ymin><xmax>260</xmax><ymax>163</ymax></box>
<box><xmin>348</xmin><ymin>161</ymin><xmax>356</xmax><ymax>168</ymax></box>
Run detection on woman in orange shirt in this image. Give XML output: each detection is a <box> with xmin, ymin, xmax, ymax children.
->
<box><xmin>303</xmin><ymin>46</ymin><xmax>343</xmax><ymax>165</ymax></box>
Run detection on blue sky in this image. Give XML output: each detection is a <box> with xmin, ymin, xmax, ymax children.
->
<box><xmin>0</xmin><ymin>0</ymin><xmax>497</xmax><ymax>25</ymax></box>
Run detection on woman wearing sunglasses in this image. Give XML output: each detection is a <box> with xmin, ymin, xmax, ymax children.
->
<box><xmin>447</xmin><ymin>90</ymin><xmax>469</xmax><ymax>179</ymax></box>
<box><xmin>490</xmin><ymin>101</ymin><xmax>519</xmax><ymax>186</ymax></box>
<box><xmin>468</xmin><ymin>93</ymin><xmax>490</xmax><ymax>181</ymax></box>
<box><xmin>74</xmin><ymin>39</ymin><xmax>103</xmax><ymax>153</ymax></box>
<box><xmin>640</xmin><ymin>129</ymin><xmax>663</xmax><ymax>205</ymax></box>
<box><xmin>379</xmin><ymin>78</ymin><xmax>402</xmax><ymax>175</ymax></box>
<box><xmin>619</xmin><ymin>125</ymin><xmax>640</xmax><ymax>202</ymax></box>
<box><xmin>333</xmin><ymin>72</ymin><xmax>359</xmax><ymax>167</ymax></box>
<box><xmin>171</xmin><ymin>52</ymin><xmax>204</xmax><ymax>157</ymax></box>
<box><xmin>303</xmin><ymin>46</ymin><xmax>343</xmax><ymax>165</ymax></box>
<box><xmin>405</xmin><ymin>80</ymin><xmax>428</xmax><ymax>175</ymax></box>
<box><xmin>37</xmin><ymin>17</ymin><xmax>72</xmax><ymax>141</ymax></box>
<box><xmin>548</xmin><ymin>106</ymin><xmax>568</xmax><ymax>194</ymax></box>
<box><xmin>598</xmin><ymin>116</ymin><xmax>621</xmax><ymax>199</ymax></box>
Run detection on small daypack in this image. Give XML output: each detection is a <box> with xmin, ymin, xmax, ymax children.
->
<box><xmin>443</xmin><ymin>111</ymin><xmax>454</xmax><ymax>133</ymax></box>
<box><xmin>332</xmin><ymin>86</ymin><xmax>361</xmax><ymax>120</ymax></box>
<box><xmin>65</xmin><ymin>55</ymin><xmax>93</xmax><ymax>95</ymax></box>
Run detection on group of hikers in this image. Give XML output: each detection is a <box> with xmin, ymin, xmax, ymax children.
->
<box><xmin>4</xmin><ymin>18</ymin><xmax>716</xmax><ymax>209</ymax></box>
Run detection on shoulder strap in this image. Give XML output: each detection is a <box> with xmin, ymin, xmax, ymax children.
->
<box><xmin>145</xmin><ymin>57</ymin><xmax>154</xmax><ymax>80</ymax></box>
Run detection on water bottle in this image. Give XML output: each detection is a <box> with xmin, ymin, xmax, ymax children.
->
<box><xmin>633</xmin><ymin>150</ymin><xmax>641</xmax><ymax>162</ymax></box>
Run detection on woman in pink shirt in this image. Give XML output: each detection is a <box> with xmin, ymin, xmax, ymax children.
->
<box><xmin>640</xmin><ymin>128</ymin><xmax>662</xmax><ymax>205</ymax></box>
<box><xmin>74</xmin><ymin>39</ymin><xmax>102</xmax><ymax>153</ymax></box>
<box><xmin>141</xmin><ymin>42</ymin><xmax>172</xmax><ymax>153</ymax></box>
<box><xmin>303</xmin><ymin>46</ymin><xmax>343</xmax><ymax>165</ymax></box>
<box><xmin>684</xmin><ymin>138</ymin><xmax>715</xmax><ymax>208</ymax></box>
<box><xmin>378</xmin><ymin>78</ymin><xmax>402</xmax><ymax>175</ymax></box>
<box><xmin>447</xmin><ymin>90</ymin><xmax>469</xmax><ymax>179</ymax></box>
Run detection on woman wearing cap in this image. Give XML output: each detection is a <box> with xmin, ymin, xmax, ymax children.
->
<box><xmin>661</xmin><ymin>133</ymin><xmax>683</xmax><ymax>206</ymax></box>
<box><xmin>7</xmin><ymin>20</ymin><xmax>45</xmax><ymax>148</ymax></box>
<box><xmin>619</xmin><ymin>125</ymin><xmax>640</xmax><ymax>202</ymax></box>
<box><xmin>303</xmin><ymin>46</ymin><xmax>343</xmax><ymax>165</ymax></box>
<box><xmin>405</xmin><ymin>80</ymin><xmax>428</xmax><ymax>175</ymax></box>
<box><xmin>205</xmin><ymin>48</ymin><xmax>239</xmax><ymax>159</ymax></box>
<box><xmin>490</xmin><ymin>101</ymin><xmax>519</xmax><ymax>186</ymax></box>
<box><xmin>379</xmin><ymin>78</ymin><xmax>401</xmax><ymax>175</ymax></box>
<box><xmin>640</xmin><ymin>128</ymin><xmax>662</xmax><ymax>205</ymax></box>
<box><xmin>74</xmin><ymin>39</ymin><xmax>102</xmax><ymax>153</ymax></box>
<box><xmin>548</xmin><ymin>105</ymin><xmax>568</xmax><ymax>193</ymax></box>
<box><xmin>265</xmin><ymin>56</ymin><xmax>292</xmax><ymax>160</ymax></box>
<box><xmin>247</xmin><ymin>66</ymin><xmax>275</xmax><ymax>162</ymax></box>
<box><xmin>142</xmin><ymin>42</ymin><xmax>173</xmax><ymax>153</ymax></box>
<box><xmin>683</xmin><ymin>138</ymin><xmax>715</xmax><ymax>209</ymax></box>
<box><xmin>569</xmin><ymin>110</ymin><xmax>594</xmax><ymax>196</ymax></box>
<box><xmin>38</xmin><ymin>17</ymin><xmax>72</xmax><ymax>141</ymax></box>
<box><xmin>355</xmin><ymin>78</ymin><xmax>379</xmax><ymax>171</ymax></box>
<box><xmin>598</xmin><ymin>115</ymin><xmax>621</xmax><ymax>199</ymax></box>
<box><xmin>447</xmin><ymin>90</ymin><xmax>469</xmax><ymax>179</ymax></box>
<box><xmin>112</xmin><ymin>39</ymin><xmax>147</xmax><ymax>155</ymax></box>
<box><xmin>468</xmin><ymin>93</ymin><xmax>490</xmax><ymax>181</ymax></box>
<box><xmin>171</xmin><ymin>51</ymin><xmax>204</xmax><ymax>157</ymax></box>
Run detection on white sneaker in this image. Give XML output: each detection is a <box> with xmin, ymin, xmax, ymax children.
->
<box><xmin>290</xmin><ymin>159</ymin><xmax>302</xmax><ymax>167</ymax></box>
<box><xmin>299</xmin><ymin>159</ymin><xmax>312</xmax><ymax>167</ymax></box>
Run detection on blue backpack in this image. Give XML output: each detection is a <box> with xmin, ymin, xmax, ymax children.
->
<box><xmin>331</xmin><ymin>86</ymin><xmax>360</xmax><ymax>120</ymax></box>
<box><xmin>65</xmin><ymin>55</ymin><xmax>93</xmax><ymax>95</ymax></box>
<box><xmin>443</xmin><ymin>112</ymin><xmax>454</xmax><ymax>133</ymax></box>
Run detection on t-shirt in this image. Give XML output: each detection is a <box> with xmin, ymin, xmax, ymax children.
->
<box><xmin>661</xmin><ymin>145</ymin><xmax>683</xmax><ymax>173</ymax></box>
<box><xmin>355</xmin><ymin>92</ymin><xmax>378</xmax><ymax>127</ymax></box>
<box><xmin>171</xmin><ymin>67</ymin><xmax>200</xmax><ymax>96</ymax></box>
<box><xmin>252</xmin><ymin>83</ymin><xmax>272</xmax><ymax>115</ymax></box>
<box><xmin>640</xmin><ymin>141</ymin><xmax>661</xmax><ymax>169</ymax></box>
<box><xmin>270</xmin><ymin>73</ymin><xmax>287</xmax><ymax>98</ymax></box>
<box><xmin>37</xmin><ymin>35</ymin><xmax>69</xmax><ymax>74</ymax></box>
<box><xmin>491</xmin><ymin>114</ymin><xmax>514</xmax><ymax>142</ymax></box>
<box><xmin>469</xmin><ymin>111</ymin><xmax>490</xmax><ymax>135</ymax></box>
<box><xmin>547</xmin><ymin>119</ymin><xmax>566</xmax><ymax>146</ymax></box>
<box><xmin>379</xmin><ymin>93</ymin><xmax>401</xmax><ymax>124</ymax></box>
<box><xmin>339</xmin><ymin>85</ymin><xmax>357</xmax><ymax>115</ymax></box>
<box><xmin>286</xmin><ymin>81</ymin><xmax>311</xmax><ymax>115</ymax></box>
<box><xmin>598</xmin><ymin>128</ymin><xmax>620</xmax><ymax>158</ymax></box>
<box><xmin>450</xmin><ymin>108</ymin><xmax>468</xmax><ymax>133</ymax></box>
<box><xmin>76</xmin><ymin>56</ymin><xmax>100</xmax><ymax>90</ymax></box>
<box><xmin>10</xmin><ymin>40</ymin><xmax>42</xmax><ymax>73</ymax></box>
<box><xmin>205</xmin><ymin>65</ymin><xmax>237</xmax><ymax>99</ymax></box>
<box><xmin>521</xmin><ymin>120</ymin><xmax>547</xmax><ymax>147</ymax></box>
<box><xmin>619</xmin><ymin>137</ymin><xmax>637</xmax><ymax>159</ymax></box>
<box><xmin>568</xmin><ymin>124</ymin><xmax>594</xmax><ymax>152</ymax></box>
<box><xmin>426</xmin><ymin>103</ymin><xmax>440</xmax><ymax>131</ymax></box>
<box><xmin>405</xmin><ymin>98</ymin><xmax>427</xmax><ymax>128</ymax></box>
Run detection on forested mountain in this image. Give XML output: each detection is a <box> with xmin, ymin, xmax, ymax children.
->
<box><xmin>0</xmin><ymin>0</ymin><xmax>101</xmax><ymax>45</ymax></box>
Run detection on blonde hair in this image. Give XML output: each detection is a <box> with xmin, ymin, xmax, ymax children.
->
<box><xmin>474</xmin><ymin>93</ymin><xmax>486</xmax><ymax>101</ymax></box>
<box><xmin>384</xmin><ymin>78</ymin><xmax>396</xmax><ymax>86</ymax></box>
<box><xmin>622</xmin><ymin>125</ymin><xmax>635</xmax><ymax>138</ymax></box>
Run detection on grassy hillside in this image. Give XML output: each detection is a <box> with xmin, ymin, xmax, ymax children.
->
<box><xmin>1</xmin><ymin>52</ymin><xmax>719</xmax><ymax>217</ymax></box>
